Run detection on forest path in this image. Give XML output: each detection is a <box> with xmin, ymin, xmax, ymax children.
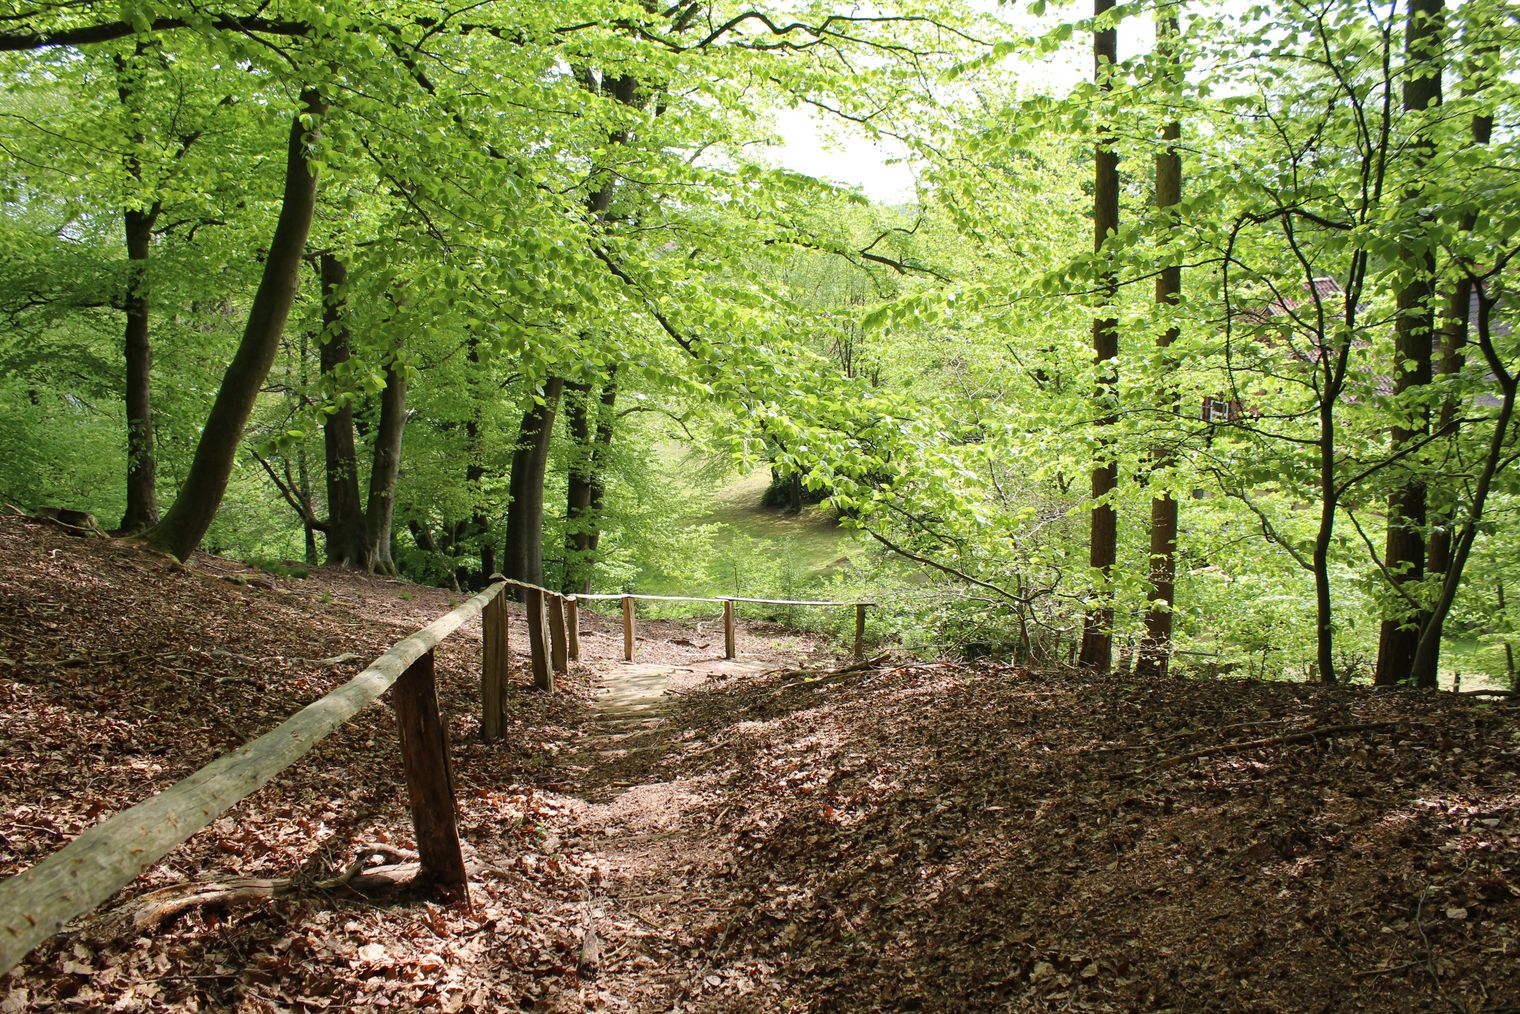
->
<box><xmin>538</xmin><ymin>639</ymin><xmax>812</xmax><ymax>1012</ymax></box>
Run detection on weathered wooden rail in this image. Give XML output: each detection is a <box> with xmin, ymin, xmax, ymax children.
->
<box><xmin>494</xmin><ymin>577</ymin><xmax>873</xmax><ymax>677</ymax></box>
<box><xmin>576</xmin><ymin>591</ymin><xmax>874</xmax><ymax>666</ymax></box>
<box><xmin>0</xmin><ymin>579</ymin><xmax>515</xmax><ymax>976</ymax></box>
<box><xmin>0</xmin><ymin>575</ymin><xmax>873</xmax><ymax>975</ymax></box>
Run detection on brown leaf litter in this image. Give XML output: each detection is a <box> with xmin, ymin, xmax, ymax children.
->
<box><xmin>1</xmin><ymin>517</ymin><xmax>1517</xmax><ymax>1012</ymax></box>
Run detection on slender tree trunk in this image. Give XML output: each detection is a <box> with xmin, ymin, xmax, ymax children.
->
<box><xmin>1079</xmin><ymin>0</ymin><xmax>1120</xmax><ymax>672</ymax></box>
<box><xmin>1424</xmin><ymin>279</ymin><xmax>1471</xmax><ymax>585</ymax></box>
<box><xmin>295</xmin><ymin>327</ymin><xmax>317</xmax><ymax>565</ymax></box>
<box><xmin>467</xmin><ymin>435</ymin><xmax>495</xmax><ymax>584</ymax></box>
<box><xmin>1314</xmin><ymin>402</ymin><xmax>1339</xmax><ymax>685</ymax></box>
<box><xmin>1138</xmin><ymin>8</ymin><xmax>1183</xmax><ymax>680</ymax></box>
<box><xmin>1410</xmin><ymin>289</ymin><xmax>1514</xmax><ymax>684</ymax></box>
<box><xmin>465</xmin><ymin>335</ymin><xmax>495</xmax><ymax>586</ymax></box>
<box><xmin>583</xmin><ymin>383</ymin><xmax>616</xmax><ymax>561</ymax></box>
<box><xmin>119</xmin><ymin>205</ymin><xmax>160</xmax><ymax>533</ymax></box>
<box><xmin>364</xmin><ymin>348</ymin><xmax>408</xmax><ymax>575</ymax></box>
<box><xmin>1423</xmin><ymin>58</ymin><xmax>1494</xmax><ymax>669</ymax></box>
<box><xmin>504</xmin><ymin>377</ymin><xmax>564</xmax><ymax>588</ymax></box>
<box><xmin>319</xmin><ymin>254</ymin><xmax>369</xmax><ymax>566</ymax></box>
<box><xmin>563</xmin><ymin>370</ymin><xmax>618</xmax><ymax>594</ymax></box>
<box><xmin>297</xmin><ymin>445</ymin><xmax>317</xmax><ymax>564</ymax></box>
<box><xmin>1374</xmin><ymin>0</ymin><xmax>1444</xmax><ymax>687</ymax></box>
<box><xmin>143</xmin><ymin>90</ymin><xmax>327</xmax><ymax>561</ymax></box>
<box><xmin>563</xmin><ymin>380</ymin><xmax>595</xmax><ymax>593</ymax></box>
<box><xmin>1497</xmin><ymin>582</ymin><xmax>1516</xmax><ymax>689</ymax></box>
<box><xmin>115</xmin><ymin>46</ymin><xmax>161</xmax><ymax>534</ymax></box>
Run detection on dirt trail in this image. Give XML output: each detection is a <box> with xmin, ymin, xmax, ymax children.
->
<box><xmin>539</xmin><ymin>645</ymin><xmax>798</xmax><ymax>1012</ymax></box>
<box><xmin>0</xmin><ymin>517</ymin><xmax>839</xmax><ymax>1013</ymax></box>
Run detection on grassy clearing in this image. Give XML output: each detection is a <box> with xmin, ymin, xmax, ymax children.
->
<box><xmin>627</xmin><ymin>464</ymin><xmax>863</xmax><ymax>623</ymax></box>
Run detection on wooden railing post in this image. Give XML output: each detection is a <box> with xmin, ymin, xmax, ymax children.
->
<box><xmin>480</xmin><ymin>583</ymin><xmax>508</xmax><ymax>742</ymax></box>
<box><xmin>524</xmin><ymin>586</ymin><xmax>553</xmax><ymax>693</ymax></box>
<box><xmin>854</xmin><ymin>603</ymin><xmax>867</xmax><ymax>661</ymax></box>
<box><xmin>547</xmin><ymin>592</ymin><xmax>569</xmax><ymax>676</ymax></box>
<box><xmin>723</xmin><ymin>598</ymin><xmax>736</xmax><ymax>660</ymax></box>
<box><xmin>621</xmin><ymin>594</ymin><xmax>635</xmax><ymax>662</ymax></box>
<box><xmin>393</xmin><ymin>649</ymin><xmax>469</xmax><ymax>903</ymax></box>
<box><xmin>566</xmin><ymin>595</ymin><xmax>581</xmax><ymax>661</ymax></box>
<box><xmin>0</xmin><ymin>583</ymin><xmax>507</xmax><ymax>974</ymax></box>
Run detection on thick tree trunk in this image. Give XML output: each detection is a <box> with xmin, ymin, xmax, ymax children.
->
<box><xmin>119</xmin><ymin>205</ymin><xmax>159</xmax><ymax>533</ymax></box>
<box><xmin>1374</xmin><ymin>0</ymin><xmax>1443</xmax><ymax>687</ymax></box>
<box><xmin>365</xmin><ymin>349</ymin><xmax>408</xmax><ymax>575</ymax></box>
<box><xmin>563</xmin><ymin>370</ymin><xmax>618</xmax><ymax>594</ymax></box>
<box><xmin>319</xmin><ymin>254</ymin><xmax>369</xmax><ymax>567</ymax></box>
<box><xmin>504</xmin><ymin>377</ymin><xmax>564</xmax><ymax>589</ymax></box>
<box><xmin>1137</xmin><ymin>45</ymin><xmax>1182</xmax><ymax>679</ymax></box>
<box><xmin>142</xmin><ymin>90</ymin><xmax>326</xmax><ymax>561</ymax></box>
<box><xmin>1079</xmin><ymin>0</ymin><xmax>1120</xmax><ymax>673</ymax></box>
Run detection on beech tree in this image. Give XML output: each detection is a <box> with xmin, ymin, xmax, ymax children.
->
<box><xmin>1375</xmin><ymin>0</ymin><xmax>1445</xmax><ymax>686</ymax></box>
<box><xmin>1137</xmin><ymin>4</ymin><xmax>1183</xmax><ymax>679</ymax></box>
<box><xmin>1079</xmin><ymin>0</ymin><xmax>1121</xmax><ymax>672</ymax></box>
<box><xmin>7</xmin><ymin>0</ymin><xmax>1520</xmax><ymax>690</ymax></box>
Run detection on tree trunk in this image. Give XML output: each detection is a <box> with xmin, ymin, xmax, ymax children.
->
<box><xmin>563</xmin><ymin>370</ymin><xmax>618</xmax><ymax>594</ymax></box>
<box><xmin>365</xmin><ymin>348</ymin><xmax>408</xmax><ymax>575</ymax></box>
<box><xmin>295</xmin><ymin>328</ymin><xmax>317</xmax><ymax>565</ymax></box>
<box><xmin>1374</xmin><ymin>0</ymin><xmax>1443</xmax><ymax>687</ymax></box>
<box><xmin>1410</xmin><ymin>288</ymin><xmax>1514</xmax><ymax>685</ymax></box>
<box><xmin>469</xmin><ymin>438</ymin><xmax>495</xmax><ymax>586</ymax></box>
<box><xmin>1424</xmin><ymin>49</ymin><xmax>1494</xmax><ymax>657</ymax></box>
<box><xmin>319</xmin><ymin>254</ymin><xmax>369</xmax><ymax>567</ymax></box>
<box><xmin>465</xmin><ymin>335</ymin><xmax>495</xmax><ymax>587</ymax></box>
<box><xmin>142</xmin><ymin>90</ymin><xmax>327</xmax><ymax>561</ymax></box>
<box><xmin>1424</xmin><ymin>278</ymin><xmax>1471</xmax><ymax>586</ymax></box>
<box><xmin>1079</xmin><ymin>0</ymin><xmax>1120</xmax><ymax>673</ymax></box>
<box><xmin>1314</xmin><ymin>407</ymin><xmax>1339</xmax><ymax>686</ymax></box>
<box><xmin>1137</xmin><ymin>18</ymin><xmax>1182</xmax><ymax>679</ymax></box>
<box><xmin>119</xmin><ymin>205</ymin><xmax>159</xmax><ymax>533</ymax></box>
<box><xmin>1500</xmin><ymin>582</ymin><xmax>1517</xmax><ymax>690</ymax></box>
<box><xmin>504</xmin><ymin>377</ymin><xmax>564</xmax><ymax>589</ymax></box>
<box><xmin>552</xmin><ymin>70</ymin><xmax>638</xmax><ymax>594</ymax></box>
<box><xmin>115</xmin><ymin>46</ymin><xmax>160</xmax><ymax>535</ymax></box>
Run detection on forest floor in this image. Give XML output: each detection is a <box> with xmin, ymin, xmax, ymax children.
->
<box><xmin>2</xmin><ymin>515</ymin><xmax>1518</xmax><ymax>1012</ymax></box>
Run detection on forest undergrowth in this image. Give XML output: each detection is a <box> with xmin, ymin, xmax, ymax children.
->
<box><xmin>1</xmin><ymin>517</ymin><xmax>1517</xmax><ymax>1012</ymax></box>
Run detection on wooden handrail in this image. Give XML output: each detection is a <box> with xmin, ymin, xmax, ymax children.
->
<box><xmin>491</xmin><ymin>576</ymin><xmax>873</xmax><ymax>664</ymax></box>
<box><xmin>574</xmin><ymin>592</ymin><xmax>875</xmax><ymax>664</ymax></box>
<box><xmin>493</xmin><ymin>575</ymin><xmax>874</xmax><ymax>610</ymax></box>
<box><xmin>575</xmin><ymin>592</ymin><xmax>876</xmax><ymax>607</ymax></box>
<box><xmin>0</xmin><ymin>580</ymin><xmax>507</xmax><ymax>976</ymax></box>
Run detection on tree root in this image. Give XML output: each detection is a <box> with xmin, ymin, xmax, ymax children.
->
<box><xmin>772</xmin><ymin>653</ymin><xmax>891</xmax><ymax>682</ymax></box>
<box><xmin>122</xmin><ymin>844</ymin><xmax>423</xmax><ymax>930</ymax></box>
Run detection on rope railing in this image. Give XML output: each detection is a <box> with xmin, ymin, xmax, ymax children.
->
<box><xmin>0</xmin><ymin>579</ymin><xmax>515</xmax><ymax>976</ymax></box>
